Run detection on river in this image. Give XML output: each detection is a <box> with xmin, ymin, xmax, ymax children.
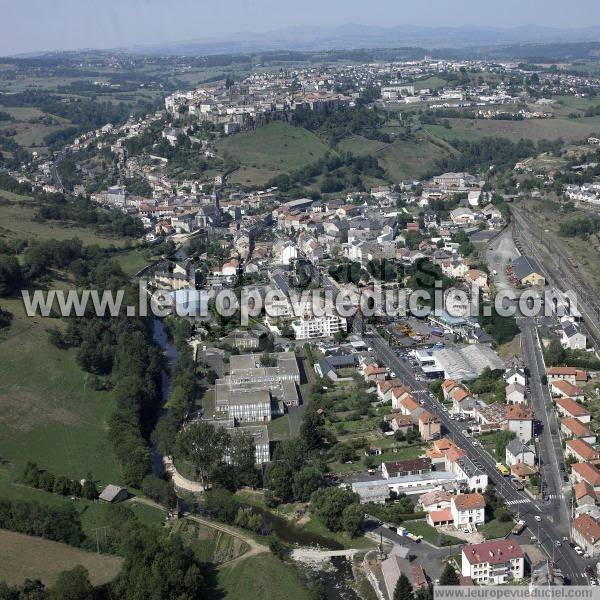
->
<box><xmin>151</xmin><ymin>318</ymin><xmax>178</xmax><ymax>476</ymax></box>
<box><xmin>150</xmin><ymin>291</ymin><xmax>362</xmax><ymax>597</ymax></box>
<box><xmin>151</xmin><ymin>318</ymin><xmax>344</xmax><ymax>550</ymax></box>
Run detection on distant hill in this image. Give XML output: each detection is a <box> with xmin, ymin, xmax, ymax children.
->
<box><xmin>121</xmin><ymin>23</ymin><xmax>600</xmax><ymax>57</ymax></box>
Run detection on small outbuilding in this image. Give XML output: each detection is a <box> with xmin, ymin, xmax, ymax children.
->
<box><xmin>99</xmin><ymin>484</ymin><xmax>128</xmax><ymax>503</ymax></box>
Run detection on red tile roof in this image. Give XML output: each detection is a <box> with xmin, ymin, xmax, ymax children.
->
<box><xmin>547</xmin><ymin>366</ymin><xmax>588</xmax><ymax>381</ymax></box>
<box><xmin>453</xmin><ymin>493</ymin><xmax>485</xmax><ymax>510</ymax></box>
<box><xmin>507</xmin><ymin>405</ymin><xmax>534</xmax><ymax>421</ymax></box>
<box><xmin>573</xmin><ymin>514</ymin><xmax>600</xmax><ymax>545</ymax></box>
<box><xmin>562</xmin><ymin>417</ymin><xmax>594</xmax><ymax>438</ymax></box>
<box><xmin>556</xmin><ymin>398</ymin><xmax>590</xmax><ymax>418</ymax></box>
<box><xmin>566</xmin><ymin>439</ymin><xmax>599</xmax><ymax>461</ymax></box>
<box><xmin>419</xmin><ymin>410</ymin><xmax>440</xmax><ymax>425</ymax></box>
<box><xmin>462</xmin><ymin>540</ymin><xmax>524</xmax><ymax>566</ymax></box>
<box><xmin>572</xmin><ymin>462</ymin><xmax>600</xmax><ymax>487</ymax></box>
<box><xmin>574</xmin><ymin>480</ymin><xmax>596</xmax><ymax>502</ymax></box>
<box><xmin>552</xmin><ymin>380</ymin><xmax>584</xmax><ymax>397</ymax></box>
<box><xmin>429</xmin><ymin>509</ymin><xmax>453</xmax><ymax>524</ymax></box>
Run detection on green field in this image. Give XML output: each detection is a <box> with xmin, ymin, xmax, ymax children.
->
<box><xmin>0</xmin><ymin>297</ymin><xmax>121</xmax><ymax>485</ymax></box>
<box><xmin>217</xmin><ymin>122</ymin><xmax>330</xmax><ymax>185</ymax></box>
<box><xmin>413</xmin><ymin>76</ymin><xmax>448</xmax><ymax>91</ymax></box>
<box><xmin>480</xmin><ymin>518</ymin><xmax>514</xmax><ymax>540</ymax></box>
<box><xmin>0</xmin><ymin>106</ymin><xmax>74</xmax><ymax>154</ymax></box>
<box><xmin>0</xmin><ymin>199</ymin><xmax>127</xmax><ymax>247</ymax></box>
<box><xmin>302</xmin><ymin>515</ymin><xmax>376</xmax><ymax>550</ymax></box>
<box><xmin>402</xmin><ymin>520</ymin><xmax>463</xmax><ymax>546</ymax></box>
<box><xmin>216</xmin><ymin>553</ymin><xmax>310</xmax><ymax>600</ymax></box>
<box><xmin>267</xmin><ymin>414</ymin><xmax>292</xmax><ymax>441</ymax></box>
<box><xmin>337</xmin><ymin>135</ymin><xmax>388</xmax><ymax>156</ymax></box>
<box><xmin>424</xmin><ymin>116</ymin><xmax>600</xmax><ymax>143</ymax></box>
<box><xmin>0</xmin><ymin>468</ymin><xmax>165</xmax><ymax>539</ymax></box>
<box><xmin>0</xmin><ymin>529</ymin><xmax>123</xmax><ymax>587</ymax></box>
<box><xmin>114</xmin><ymin>248</ymin><xmax>149</xmax><ymax>276</ymax></box>
<box><xmin>376</xmin><ymin>133</ymin><xmax>458</xmax><ymax>182</ymax></box>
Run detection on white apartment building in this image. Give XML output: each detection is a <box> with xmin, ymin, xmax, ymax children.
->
<box><xmin>462</xmin><ymin>540</ymin><xmax>525</xmax><ymax>585</ymax></box>
<box><xmin>454</xmin><ymin>457</ymin><xmax>488</xmax><ymax>492</ymax></box>
<box><xmin>450</xmin><ymin>493</ymin><xmax>486</xmax><ymax>529</ymax></box>
<box><xmin>292</xmin><ymin>314</ymin><xmax>347</xmax><ymax>340</ymax></box>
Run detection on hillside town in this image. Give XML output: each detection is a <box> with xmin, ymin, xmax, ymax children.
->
<box><xmin>4</xmin><ymin>41</ymin><xmax>600</xmax><ymax>600</ymax></box>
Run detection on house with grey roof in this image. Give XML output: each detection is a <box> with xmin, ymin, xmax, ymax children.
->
<box><xmin>505</xmin><ymin>439</ymin><xmax>535</xmax><ymax>467</ymax></box>
<box><xmin>511</xmin><ymin>255</ymin><xmax>545</xmax><ymax>286</ymax></box>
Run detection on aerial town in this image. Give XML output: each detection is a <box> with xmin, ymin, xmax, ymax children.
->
<box><xmin>3</xmin><ymin>6</ymin><xmax>600</xmax><ymax>599</ymax></box>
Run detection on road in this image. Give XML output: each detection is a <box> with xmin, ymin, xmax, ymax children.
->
<box><xmin>366</xmin><ymin>329</ymin><xmax>586</xmax><ymax>583</ymax></box>
<box><xmin>298</xmin><ymin>240</ymin><xmax>586</xmax><ymax>582</ymax></box>
<box><xmin>128</xmin><ymin>496</ymin><xmax>268</xmax><ymax>567</ymax></box>
<box><xmin>520</xmin><ymin>319</ymin><xmax>571</xmax><ymax>529</ymax></box>
<box><xmin>486</xmin><ymin>228</ymin><xmax>571</xmax><ymax>532</ymax></box>
<box><xmin>50</xmin><ymin>152</ymin><xmax>64</xmax><ymax>193</ymax></box>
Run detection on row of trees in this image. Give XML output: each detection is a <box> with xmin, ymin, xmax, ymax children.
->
<box><xmin>0</xmin><ymin>498</ymin><xmax>85</xmax><ymax>547</ymax></box>
<box><xmin>21</xmin><ymin>462</ymin><xmax>98</xmax><ymax>500</ymax></box>
<box><xmin>35</xmin><ymin>193</ymin><xmax>144</xmax><ymax>238</ymax></box>
<box><xmin>292</xmin><ymin>104</ymin><xmax>388</xmax><ymax>145</ymax></box>
<box><xmin>0</xmin><ymin>565</ymin><xmax>94</xmax><ymax>600</ymax></box>
<box><xmin>43</xmin><ymin>254</ymin><xmax>165</xmax><ymax>487</ymax></box>
<box><xmin>266</xmin><ymin>151</ymin><xmax>383</xmax><ymax>194</ymax></box>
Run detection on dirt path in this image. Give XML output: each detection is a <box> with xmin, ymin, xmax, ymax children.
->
<box><xmin>127</xmin><ymin>496</ymin><xmax>268</xmax><ymax>567</ymax></box>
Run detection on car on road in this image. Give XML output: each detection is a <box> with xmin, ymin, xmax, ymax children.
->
<box><xmin>555</xmin><ymin>540</ymin><xmax>561</xmax><ymax>547</ymax></box>
<box><xmin>574</xmin><ymin>546</ymin><xmax>583</xmax><ymax>555</ymax></box>
<box><xmin>535</xmin><ymin>515</ymin><xmax>542</xmax><ymax>522</ymax></box>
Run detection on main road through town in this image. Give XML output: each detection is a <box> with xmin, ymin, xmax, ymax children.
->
<box><xmin>365</xmin><ymin>328</ymin><xmax>586</xmax><ymax>583</ymax></box>
<box><xmin>302</xmin><ymin>244</ymin><xmax>586</xmax><ymax>582</ymax></box>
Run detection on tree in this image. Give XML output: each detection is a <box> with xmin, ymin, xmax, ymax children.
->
<box><xmin>333</xmin><ymin>443</ymin><xmax>356</xmax><ymax>463</ymax></box>
<box><xmin>394</xmin><ymin>573</ymin><xmax>415</xmax><ymax>600</ymax></box>
<box><xmin>439</xmin><ymin>562</ymin><xmax>459</xmax><ymax>586</ymax></box>
<box><xmin>292</xmin><ymin>467</ymin><xmax>323</xmax><ymax>502</ymax></box>
<box><xmin>50</xmin><ymin>566</ymin><xmax>93</xmax><ymax>600</ymax></box>
<box><xmin>228</xmin><ymin>430</ymin><xmax>258</xmax><ymax>488</ymax></box>
<box><xmin>494</xmin><ymin>430</ymin><xmax>516</xmax><ymax>459</ymax></box>
<box><xmin>204</xmin><ymin>486</ymin><xmax>238</xmax><ymax>524</ymax></box>
<box><xmin>341</xmin><ymin>503</ymin><xmax>364</xmax><ymax>537</ymax></box>
<box><xmin>545</xmin><ymin>338</ymin><xmax>566</xmax><ymax>366</ymax></box>
<box><xmin>0</xmin><ymin>254</ymin><xmax>23</xmax><ymax>297</ymax></box>
<box><xmin>310</xmin><ymin>488</ymin><xmax>359</xmax><ymax>532</ymax></box>
<box><xmin>299</xmin><ymin>409</ymin><xmax>327</xmax><ymax>450</ymax></box>
<box><xmin>265</xmin><ymin>439</ymin><xmax>309</xmax><ymax>503</ymax></box>
<box><xmin>416</xmin><ymin>585</ymin><xmax>433</xmax><ymax>600</ymax></box>
<box><xmin>81</xmin><ymin>477</ymin><xmax>98</xmax><ymax>500</ymax></box>
<box><xmin>175</xmin><ymin>422</ymin><xmax>229</xmax><ymax>487</ymax></box>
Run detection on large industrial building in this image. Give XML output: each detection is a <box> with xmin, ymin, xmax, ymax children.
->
<box><xmin>215</xmin><ymin>352</ymin><xmax>301</xmax><ymax>422</ymax></box>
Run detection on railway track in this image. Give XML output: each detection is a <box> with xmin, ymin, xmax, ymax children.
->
<box><xmin>511</xmin><ymin>207</ymin><xmax>600</xmax><ymax>347</ymax></box>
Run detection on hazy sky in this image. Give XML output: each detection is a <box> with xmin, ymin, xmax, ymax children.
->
<box><xmin>3</xmin><ymin>0</ymin><xmax>600</xmax><ymax>55</ymax></box>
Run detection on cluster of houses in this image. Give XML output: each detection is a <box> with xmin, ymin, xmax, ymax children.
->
<box><xmin>164</xmin><ymin>76</ymin><xmax>354</xmax><ymax>134</ymax></box>
<box><xmin>540</xmin><ymin>366</ymin><xmax>600</xmax><ymax>559</ymax></box>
